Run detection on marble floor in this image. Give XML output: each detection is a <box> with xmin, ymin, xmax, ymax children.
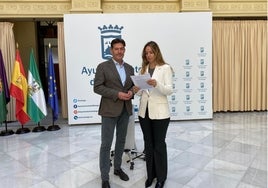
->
<box><xmin>0</xmin><ymin>111</ymin><xmax>267</xmax><ymax>188</ymax></box>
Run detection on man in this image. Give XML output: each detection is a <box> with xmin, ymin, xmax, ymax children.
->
<box><xmin>94</xmin><ymin>38</ymin><xmax>134</xmax><ymax>188</ymax></box>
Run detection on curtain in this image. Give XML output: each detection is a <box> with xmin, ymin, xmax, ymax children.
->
<box><xmin>57</xmin><ymin>22</ymin><xmax>68</xmax><ymax>118</ymax></box>
<box><xmin>0</xmin><ymin>22</ymin><xmax>16</xmax><ymax>121</ymax></box>
<box><xmin>212</xmin><ymin>20</ymin><xmax>267</xmax><ymax>112</ymax></box>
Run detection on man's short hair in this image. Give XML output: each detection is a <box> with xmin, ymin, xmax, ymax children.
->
<box><xmin>111</xmin><ymin>38</ymin><xmax>126</xmax><ymax>48</ymax></box>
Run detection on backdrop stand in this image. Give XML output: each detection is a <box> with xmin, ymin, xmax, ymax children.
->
<box><xmin>15</xmin><ymin>124</ymin><xmax>30</xmax><ymax>134</ymax></box>
<box><xmin>32</xmin><ymin>122</ymin><xmax>46</xmax><ymax>132</ymax></box>
<box><xmin>0</xmin><ymin>121</ymin><xmax>14</xmax><ymax>136</ymax></box>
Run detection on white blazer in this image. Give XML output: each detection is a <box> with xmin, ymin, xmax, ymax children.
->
<box><xmin>137</xmin><ymin>64</ymin><xmax>173</xmax><ymax>119</ymax></box>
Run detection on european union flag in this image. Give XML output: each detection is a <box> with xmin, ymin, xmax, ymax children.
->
<box><xmin>47</xmin><ymin>48</ymin><xmax>59</xmax><ymax>121</ymax></box>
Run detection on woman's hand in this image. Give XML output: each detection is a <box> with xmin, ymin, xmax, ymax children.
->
<box><xmin>147</xmin><ymin>79</ymin><xmax>157</xmax><ymax>87</ymax></box>
<box><xmin>132</xmin><ymin>86</ymin><xmax>140</xmax><ymax>94</ymax></box>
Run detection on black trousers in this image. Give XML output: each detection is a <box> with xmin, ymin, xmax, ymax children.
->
<box><xmin>139</xmin><ymin>108</ymin><xmax>170</xmax><ymax>182</ymax></box>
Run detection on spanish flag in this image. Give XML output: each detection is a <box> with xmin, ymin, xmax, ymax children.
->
<box><xmin>10</xmin><ymin>49</ymin><xmax>30</xmax><ymax>124</ymax></box>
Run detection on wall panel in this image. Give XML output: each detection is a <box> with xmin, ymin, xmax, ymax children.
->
<box><xmin>0</xmin><ymin>0</ymin><xmax>266</xmax><ymax>18</ymax></box>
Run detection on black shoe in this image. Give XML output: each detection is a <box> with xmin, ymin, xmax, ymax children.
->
<box><xmin>155</xmin><ymin>181</ymin><xmax>165</xmax><ymax>188</ymax></box>
<box><xmin>145</xmin><ymin>179</ymin><xmax>153</xmax><ymax>187</ymax></box>
<box><xmin>114</xmin><ymin>168</ymin><xmax>129</xmax><ymax>181</ymax></box>
<box><xmin>102</xmin><ymin>181</ymin><xmax>110</xmax><ymax>188</ymax></box>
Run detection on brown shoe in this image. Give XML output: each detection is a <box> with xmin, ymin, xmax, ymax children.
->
<box><xmin>114</xmin><ymin>168</ymin><xmax>129</xmax><ymax>181</ymax></box>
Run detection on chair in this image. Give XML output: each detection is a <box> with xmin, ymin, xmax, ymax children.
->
<box><xmin>111</xmin><ymin>109</ymin><xmax>145</xmax><ymax>170</ymax></box>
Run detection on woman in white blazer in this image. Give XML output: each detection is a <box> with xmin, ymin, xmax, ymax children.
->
<box><xmin>133</xmin><ymin>41</ymin><xmax>173</xmax><ymax>188</ymax></box>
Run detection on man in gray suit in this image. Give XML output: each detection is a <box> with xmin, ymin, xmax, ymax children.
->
<box><xmin>94</xmin><ymin>38</ymin><xmax>134</xmax><ymax>188</ymax></box>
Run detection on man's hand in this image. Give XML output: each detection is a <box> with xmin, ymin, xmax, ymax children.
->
<box><xmin>118</xmin><ymin>91</ymin><xmax>133</xmax><ymax>100</ymax></box>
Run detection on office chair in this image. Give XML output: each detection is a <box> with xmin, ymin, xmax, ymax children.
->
<box><xmin>111</xmin><ymin>110</ymin><xmax>145</xmax><ymax>170</ymax></box>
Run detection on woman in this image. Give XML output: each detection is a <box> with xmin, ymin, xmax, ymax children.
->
<box><xmin>133</xmin><ymin>41</ymin><xmax>173</xmax><ymax>188</ymax></box>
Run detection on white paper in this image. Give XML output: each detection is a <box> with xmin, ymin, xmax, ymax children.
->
<box><xmin>131</xmin><ymin>73</ymin><xmax>153</xmax><ymax>89</ymax></box>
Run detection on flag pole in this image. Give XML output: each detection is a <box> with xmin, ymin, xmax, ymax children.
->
<box><xmin>47</xmin><ymin>109</ymin><xmax>60</xmax><ymax>131</ymax></box>
<box><xmin>27</xmin><ymin>48</ymin><xmax>47</xmax><ymax>133</ymax></box>
<box><xmin>16</xmin><ymin>124</ymin><xmax>30</xmax><ymax>134</ymax></box>
<box><xmin>0</xmin><ymin>48</ymin><xmax>13</xmax><ymax>136</ymax></box>
<box><xmin>12</xmin><ymin>43</ymin><xmax>30</xmax><ymax>134</ymax></box>
<box><xmin>0</xmin><ymin>120</ymin><xmax>14</xmax><ymax>136</ymax></box>
<box><xmin>47</xmin><ymin>43</ymin><xmax>60</xmax><ymax>131</ymax></box>
<box><xmin>32</xmin><ymin>122</ymin><xmax>46</xmax><ymax>132</ymax></box>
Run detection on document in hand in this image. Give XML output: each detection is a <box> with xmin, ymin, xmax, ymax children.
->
<box><xmin>130</xmin><ymin>73</ymin><xmax>153</xmax><ymax>89</ymax></box>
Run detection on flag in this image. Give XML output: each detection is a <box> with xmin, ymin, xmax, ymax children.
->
<box><xmin>0</xmin><ymin>49</ymin><xmax>10</xmax><ymax>123</ymax></box>
<box><xmin>27</xmin><ymin>49</ymin><xmax>47</xmax><ymax>123</ymax></box>
<box><xmin>10</xmin><ymin>49</ymin><xmax>30</xmax><ymax>124</ymax></box>
<box><xmin>47</xmin><ymin>48</ymin><xmax>59</xmax><ymax>121</ymax></box>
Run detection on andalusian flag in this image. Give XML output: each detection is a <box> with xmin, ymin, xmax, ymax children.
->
<box><xmin>0</xmin><ymin>49</ymin><xmax>10</xmax><ymax>123</ymax></box>
<box><xmin>27</xmin><ymin>49</ymin><xmax>47</xmax><ymax>123</ymax></box>
<box><xmin>10</xmin><ymin>49</ymin><xmax>30</xmax><ymax>124</ymax></box>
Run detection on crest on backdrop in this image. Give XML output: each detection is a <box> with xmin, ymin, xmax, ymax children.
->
<box><xmin>98</xmin><ymin>24</ymin><xmax>124</xmax><ymax>60</ymax></box>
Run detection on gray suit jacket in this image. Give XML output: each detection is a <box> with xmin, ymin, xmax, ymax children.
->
<box><xmin>94</xmin><ymin>59</ymin><xmax>134</xmax><ymax>117</ymax></box>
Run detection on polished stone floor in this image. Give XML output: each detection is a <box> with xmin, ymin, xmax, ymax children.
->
<box><xmin>0</xmin><ymin>111</ymin><xmax>267</xmax><ymax>188</ymax></box>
